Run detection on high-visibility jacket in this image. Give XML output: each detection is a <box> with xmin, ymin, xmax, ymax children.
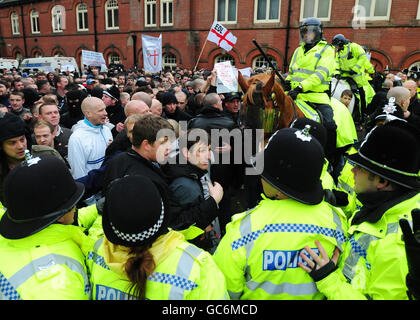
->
<box><xmin>213</xmin><ymin>195</ymin><xmax>348</xmax><ymax>300</ymax></box>
<box><xmin>336</xmin><ymin>147</ymin><xmax>362</xmax><ymax>219</ymax></box>
<box><xmin>86</xmin><ymin>231</ymin><xmax>229</xmax><ymax>300</ymax></box>
<box><xmin>0</xmin><ymin>224</ymin><xmax>93</xmax><ymax>300</ymax></box>
<box><xmin>287</xmin><ymin>40</ymin><xmax>336</xmax><ymax>105</ymax></box>
<box><xmin>417</xmin><ymin>87</ymin><xmax>420</xmax><ymax>100</ymax></box>
<box><xmin>315</xmin><ymin>192</ymin><xmax>420</xmax><ymax>299</ymax></box>
<box><xmin>335</xmin><ymin>42</ymin><xmax>373</xmax><ymax>88</ymax></box>
<box><xmin>330</xmin><ymin>97</ymin><xmax>358</xmax><ymax>148</ymax></box>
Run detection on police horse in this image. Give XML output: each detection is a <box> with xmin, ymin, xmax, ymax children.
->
<box><xmin>238</xmin><ymin>71</ymin><xmax>357</xmax><ymax>146</ymax></box>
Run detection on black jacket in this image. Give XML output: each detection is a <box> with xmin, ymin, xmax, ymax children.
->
<box><xmin>102</xmin><ymin>149</ymin><xmax>219</xmax><ymax>230</ymax></box>
<box><xmin>188</xmin><ymin>106</ymin><xmax>237</xmax><ymax>132</ymax></box>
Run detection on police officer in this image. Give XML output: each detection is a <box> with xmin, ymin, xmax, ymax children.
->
<box><xmin>0</xmin><ymin>155</ymin><xmax>92</xmax><ymax>300</ymax></box>
<box><xmin>286</xmin><ymin>17</ymin><xmax>337</xmax><ymax>163</ymax></box>
<box><xmin>86</xmin><ymin>175</ymin><xmax>229</xmax><ymax>300</ymax></box>
<box><xmin>299</xmin><ymin>120</ymin><xmax>420</xmax><ymax>300</ymax></box>
<box><xmin>213</xmin><ymin>127</ymin><xmax>348</xmax><ymax>300</ymax></box>
<box><xmin>332</xmin><ymin>34</ymin><xmax>375</xmax><ymax>124</ymax></box>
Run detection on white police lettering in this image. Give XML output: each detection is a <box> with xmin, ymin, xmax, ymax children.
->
<box><xmin>96</xmin><ymin>285</ymin><xmax>132</xmax><ymax>300</ymax></box>
<box><xmin>263</xmin><ymin>248</ymin><xmax>319</xmax><ymax>271</ymax></box>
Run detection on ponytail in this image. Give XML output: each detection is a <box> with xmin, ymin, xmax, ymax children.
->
<box><xmin>125</xmin><ymin>243</ymin><xmax>156</xmax><ymax>300</ymax></box>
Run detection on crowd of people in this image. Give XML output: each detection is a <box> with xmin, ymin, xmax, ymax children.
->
<box><xmin>0</xmin><ymin>17</ymin><xmax>420</xmax><ymax>301</ymax></box>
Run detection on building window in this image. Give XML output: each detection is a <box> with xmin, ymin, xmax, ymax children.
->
<box><xmin>215</xmin><ymin>54</ymin><xmax>235</xmax><ymax>66</ymax></box>
<box><xmin>15</xmin><ymin>52</ymin><xmax>23</xmax><ymax>62</ymax></box>
<box><xmin>354</xmin><ymin>0</ymin><xmax>392</xmax><ymax>20</ymax></box>
<box><xmin>30</xmin><ymin>10</ymin><xmax>40</xmax><ymax>34</ymax></box>
<box><xmin>77</xmin><ymin>3</ymin><xmax>89</xmax><ymax>31</ymax></box>
<box><xmin>11</xmin><ymin>12</ymin><xmax>20</xmax><ymax>35</ymax></box>
<box><xmin>300</xmin><ymin>0</ymin><xmax>331</xmax><ymax>21</ymax></box>
<box><xmin>216</xmin><ymin>0</ymin><xmax>237</xmax><ymax>24</ymax></box>
<box><xmin>52</xmin><ymin>5</ymin><xmax>64</xmax><ymax>32</ymax></box>
<box><xmin>34</xmin><ymin>51</ymin><xmax>42</xmax><ymax>58</ymax></box>
<box><xmin>254</xmin><ymin>0</ymin><xmax>281</xmax><ymax>23</ymax></box>
<box><xmin>145</xmin><ymin>0</ymin><xmax>157</xmax><ymax>26</ymax></box>
<box><xmin>252</xmin><ymin>55</ymin><xmax>277</xmax><ymax>70</ymax></box>
<box><xmin>108</xmin><ymin>52</ymin><xmax>120</xmax><ymax>65</ymax></box>
<box><xmin>161</xmin><ymin>0</ymin><xmax>173</xmax><ymax>26</ymax></box>
<box><xmin>163</xmin><ymin>53</ymin><xmax>177</xmax><ymax>70</ymax></box>
<box><xmin>105</xmin><ymin>0</ymin><xmax>119</xmax><ymax>30</ymax></box>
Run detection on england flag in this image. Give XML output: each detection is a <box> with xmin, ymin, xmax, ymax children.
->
<box><xmin>142</xmin><ymin>34</ymin><xmax>162</xmax><ymax>73</ymax></box>
<box><xmin>207</xmin><ymin>21</ymin><xmax>237</xmax><ymax>52</ymax></box>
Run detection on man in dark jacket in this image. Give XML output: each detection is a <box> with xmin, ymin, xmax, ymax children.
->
<box><xmin>188</xmin><ymin>93</ymin><xmax>239</xmax><ymax>235</ymax></box>
<box><xmin>102</xmin><ymin>113</ymin><xmax>224</xmax><ymax>231</ymax></box>
<box><xmin>367</xmin><ymin>79</ymin><xmax>392</xmax><ymax>116</ymax></box>
<box><xmin>102</xmin><ymin>85</ymin><xmax>126</xmax><ymax>137</ymax></box>
<box><xmin>161</xmin><ymin>91</ymin><xmax>192</xmax><ymax>122</ymax></box>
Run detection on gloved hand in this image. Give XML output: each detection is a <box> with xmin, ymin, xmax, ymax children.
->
<box><xmin>399</xmin><ymin>209</ymin><xmax>420</xmax><ymax>300</ymax></box>
<box><xmin>283</xmin><ymin>80</ymin><xmax>291</xmax><ymax>92</ymax></box>
<box><xmin>288</xmin><ymin>86</ymin><xmax>303</xmax><ymax>100</ymax></box>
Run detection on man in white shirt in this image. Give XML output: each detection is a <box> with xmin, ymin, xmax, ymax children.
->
<box><xmin>67</xmin><ymin>97</ymin><xmax>112</xmax><ymax>179</ymax></box>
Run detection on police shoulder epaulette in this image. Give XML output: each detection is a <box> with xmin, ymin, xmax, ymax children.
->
<box><xmin>231</xmin><ymin>204</ymin><xmax>259</xmax><ymax>224</ymax></box>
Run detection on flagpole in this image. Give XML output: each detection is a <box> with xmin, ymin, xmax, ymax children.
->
<box><xmin>194</xmin><ymin>39</ymin><xmax>208</xmax><ymax>72</ymax></box>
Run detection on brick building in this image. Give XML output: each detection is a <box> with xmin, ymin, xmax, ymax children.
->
<box><xmin>0</xmin><ymin>0</ymin><xmax>419</xmax><ymax>73</ymax></box>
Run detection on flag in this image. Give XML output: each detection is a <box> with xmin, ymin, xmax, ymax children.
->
<box><xmin>207</xmin><ymin>21</ymin><xmax>237</xmax><ymax>52</ymax></box>
<box><xmin>142</xmin><ymin>34</ymin><xmax>162</xmax><ymax>73</ymax></box>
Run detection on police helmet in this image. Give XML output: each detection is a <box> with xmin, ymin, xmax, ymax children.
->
<box><xmin>331</xmin><ymin>34</ymin><xmax>349</xmax><ymax>49</ymax></box>
<box><xmin>299</xmin><ymin>17</ymin><xmax>324</xmax><ymax>45</ymax></box>
<box><xmin>252</xmin><ymin>127</ymin><xmax>325</xmax><ymax>205</ymax></box>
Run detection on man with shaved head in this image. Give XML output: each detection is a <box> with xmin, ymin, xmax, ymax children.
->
<box><xmin>131</xmin><ymin>91</ymin><xmax>152</xmax><ymax>108</ymax></box>
<box><xmin>124</xmin><ymin>99</ymin><xmax>151</xmax><ymax>117</ymax></box>
<box><xmin>384</xmin><ymin>86</ymin><xmax>420</xmax><ymax>127</ymax></box>
<box><xmin>68</xmin><ymin>97</ymin><xmax>113</xmax><ymax>179</ymax></box>
<box><xmin>403</xmin><ymin>80</ymin><xmax>420</xmax><ymax>120</ymax></box>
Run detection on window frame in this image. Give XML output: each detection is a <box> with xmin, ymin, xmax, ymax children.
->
<box><xmin>105</xmin><ymin>0</ymin><xmax>119</xmax><ymax>30</ymax></box>
<box><xmin>145</xmin><ymin>0</ymin><xmax>157</xmax><ymax>27</ymax></box>
<box><xmin>163</xmin><ymin>52</ymin><xmax>177</xmax><ymax>70</ymax></box>
<box><xmin>214</xmin><ymin>53</ymin><xmax>236</xmax><ymax>66</ymax></box>
<box><xmin>76</xmin><ymin>3</ymin><xmax>89</xmax><ymax>31</ymax></box>
<box><xmin>51</xmin><ymin>5</ymin><xmax>64</xmax><ymax>33</ymax></box>
<box><xmin>108</xmin><ymin>52</ymin><xmax>121</xmax><ymax>65</ymax></box>
<box><xmin>254</xmin><ymin>0</ymin><xmax>281</xmax><ymax>23</ymax></box>
<box><xmin>11</xmin><ymin>12</ymin><xmax>20</xmax><ymax>35</ymax></box>
<box><xmin>252</xmin><ymin>55</ymin><xmax>277</xmax><ymax>70</ymax></box>
<box><xmin>299</xmin><ymin>0</ymin><xmax>332</xmax><ymax>22</ymax></box>
<box><xmin>417</xmin><ymin>0</ymin><xmax>420</xmax><ymax>19</ymax></box>
<box><xmin>353</xmin><ymin>0</ymin><xmax>392</xmax><ymax>21</ymax></box>
<box><xmin>161</xmin><ymin>0</ymin><xmax>174</xmax><ymax>26</ymax></box>
<box><xmin>215</xmin><ymin>0</ymin><xmax>238</xmax><ymax>24</ymax></box>
<box><xmin>30</xmin><ymin>9</ymin><xmax>40</xmax><ymax>34</ymax></box>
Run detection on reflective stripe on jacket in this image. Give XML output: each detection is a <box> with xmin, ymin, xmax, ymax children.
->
<box><xmin>336</xmin><ymin>42</ymin><xmax>373</xmax><ymax>87</ymax></box>
<box><xmin>0</xmin><ymin>224</ymin><xmax>92</xmax><ymax>300</ymax></box>
<box><xmin>287</xmin><ymin>40</ymin><xmax>336</xmax><ymax>105</ymax></box>
<box><xmin>213</xmin><ymin>196</ymin><xmax>348</xmax><ymax>300</ymax></box>
<box><xmin>87</xmin><ymin>235</ymin><xmax>229</xmax><ymax>300</ymax></box>
<box><xmin>316</xmin><ymin>192</ymin><xmax>420</xmax><ymax>300</ymax></box>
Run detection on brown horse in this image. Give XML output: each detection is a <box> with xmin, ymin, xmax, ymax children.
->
<box><xmin>238</xmin><ymin>71</ymin><xmax>305</xmax><ymax>138</ymax></box>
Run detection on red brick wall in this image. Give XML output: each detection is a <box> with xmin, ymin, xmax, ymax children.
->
<box><xmin>0</xmin><ymin>0</ymin><xmax>419</xmax><ymax>72</ymax></box>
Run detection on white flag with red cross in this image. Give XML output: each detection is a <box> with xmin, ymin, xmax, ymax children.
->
<box><xmin>207</xmin><ymin>21</ymin><xmax>237</xmax><ymax>52</ymax></box>
<box><xmin>142</xmin><ymin>34</ymin><xmax>162</xmax><ymax>73</ymax></box>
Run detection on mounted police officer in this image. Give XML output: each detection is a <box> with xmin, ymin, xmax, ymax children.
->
<box><xmin>332</xmin><ymin>34</ymin><xmax>375</xmax><ymax>125</ymax></box>
<box><xmin>213</xmin><ymin>126</ymin><xmax>348</xmax><ymax>300</ymax></box>
<box><xmin>285</xmin><ymin>17</ymin><xmax>337</xmax><ymax>164</ymax></box>
<box><xmin>299</xmin><ymin>120</ymin><xmax>420</xmax><ymax>300</ymax></box>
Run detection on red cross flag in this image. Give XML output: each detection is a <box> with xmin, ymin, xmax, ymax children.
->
<box><xmin>207</xmin><ymin>21</ymin><xmax>237</xmax><ymax>52</ymax></box>
<box><xmin>142</xmin><ymin>34</ymin><xmax>162</xmax><ymax>73</ymax></box>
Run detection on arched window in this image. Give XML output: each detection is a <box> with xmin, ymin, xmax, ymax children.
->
<box><xmin>105</xmin><ymin>0</ymin><xmax>119</xmax><ymax>30</ymax></box>
<box><xmin>252</xmin><ymin>55</ymin><xmax>277</xmax><ymax>70</ymax></box>
<box><xmin>76</xmin><ymin>3</ymin><xmax>89</xmax><ymax>31</ymax></box>
<box><xmin>34</xmin><ymin>51</ymin><xmax>42</xmax><ymax>58</ymax></box>
<box><xmin>30</xmin><ymin>10</ymin><xmax>40</xmax><ymax>34</ymax></box>
<box><xmin>15</xmin><ymin>52</ymin><xmax>23</xmax><ymax>62</ymax></box>
<box><xmin>163</xmin><ymin>53</ymin><xmax>177</xmax><ymax>70</ymax></box>
<box><xmin>11</xmin><ymin>12</ymin><xmax>20</xmax><ymax>35</ymax></box>
<box><xmin>215</xmin><ymin>54</ymin><xmax>235</xmax><ymax>66</ymax></box>
<box><xmin>52</xmin><ymin>5</ymin><xmax>65</xmax><ymax>32</ymax></box>
<box><xmin>108</xmin><ymin>52</ymin><xmax>120</xmax><ymax>65</ymax></box>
